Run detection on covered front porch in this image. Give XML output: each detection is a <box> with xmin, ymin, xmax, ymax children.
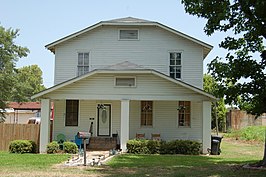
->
<box><xmin>34</xmin><ymin>69</ymin><xmax>215</xmax><ymax>153</ymax></box>
<box><xmin>40</xmin><ymin>99</ymin><xmax>212</xmax><ymax>153</ymax></box>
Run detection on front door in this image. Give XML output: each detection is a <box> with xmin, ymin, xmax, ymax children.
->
<box><xmin>97</xmin><ymin>104</ymin><xmax>111</xmax><ymax>136</ymax></box>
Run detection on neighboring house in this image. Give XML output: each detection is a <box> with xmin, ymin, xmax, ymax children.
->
<box><xmin>32</xmin><ymin>17</ymin><xmax>216</xmax><ymax>153</ymax></box>
<box><xmin>4</xmin><ymin>102</ymin><xmax>41</xmax><ymax>124</ymax></box>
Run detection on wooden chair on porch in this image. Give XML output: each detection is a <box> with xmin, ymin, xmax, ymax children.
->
<box><xmin>151</xmin><ymin>133</ymin><xmax>161</xmax><ymax>141</ymax></box>
<box><xmin>136</xmin><ymin>133</ymin><xmax>145</xmax><ymax>140</ymax></box>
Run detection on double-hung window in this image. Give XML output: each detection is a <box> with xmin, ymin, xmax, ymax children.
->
<box><xmin>169</xmin><ymin>52</ymin><xmax>182</xmax><ymax>79</ymax></box>
<box><xmin>77</xmin><ymin>52</ymin><xmax>89</xmax><ymax>76</ymax></box>
<box><xmin>141</xmin><ymin>101</ymin><xmax>153</xmax><ymax>126</ymax></box>
<box><xmin>65</xmin><ymin>100</ymin><xmax>79</xmax><ymax>126</ymax></box>
<box><xmin>178</xmin><ymin>101</ymin><xmax>191</xmax><ymax>127</ymax></box>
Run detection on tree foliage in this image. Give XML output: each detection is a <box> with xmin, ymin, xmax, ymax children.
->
<box><xmin>0</xmin><ymin>25</ymin><xmax>45</xmax><ymax>123</ymax></box>
<box><xmin>203</xmin><ymin>74</ymin><xmax>227</xmax><ymax>132</ymax></box>
<box><xmin>12</xmin><ymin>65</ymin><xmax>46</xmax><ymax>102</ymax></box>
<box><xmin>0</xmin><ymin>25</ymin><xmax>29</xmax><ymax>122</ymax></box>
<box><xmin>182</xmin><ymin>0</ymin><xmax>266</xmax><ymax>166</ymax></box>
<box><xmin>182</xmin><ymin>0</ymin><xmax>266</xmax><ymax>117</ymax></box>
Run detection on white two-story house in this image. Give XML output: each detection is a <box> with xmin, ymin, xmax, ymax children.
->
<box><xmin>33</xmin><ymin>17</ymin><xmax>215</xmax><ymax>153</ymax></box>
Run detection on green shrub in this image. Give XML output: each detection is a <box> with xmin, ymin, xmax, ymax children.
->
<box><xmin>127</xmin><ymin>139</ymin><xmax>201</xmax><ymax>155</ymax></box>
<box><xmin>63</xmin><ymin>141</ymin><xmax>78</xmax><ymax>154</ymax></box>
<box><xmin>146</xmin><ymin>140</ymin><xmax>161</xmax><ymax>154</ymax></box>
<box><xmin>127</xmin><ymin>139</ymin><xmax>150</xmax><ymax>154</ymax></box>
<box><xmin>9</xmin><ymin>140</ymin><xmax>34</xmax><ymax>153</ymax></box>
<box><xmin>46</xmin><ymin>141</ymin><xmax>59</xmax><ymax>154</ymax></box>
<box><xmin>29</xmin><ymin>140</ymin><xmax>37</xmax><ymax>153</ymax></box>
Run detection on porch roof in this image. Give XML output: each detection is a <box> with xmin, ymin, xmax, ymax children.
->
<box><xmin>32</xmin><ymin>69</ymin><xmax>217</xmax><ymax>101</ymax></box>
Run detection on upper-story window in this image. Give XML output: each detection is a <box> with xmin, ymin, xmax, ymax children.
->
<box><xmin>119</xmin><ymin>29</ymin><xmax>139</xmax><ymax>40</ymax></box>
<box><xmin>169</xmin><ymin>52</ymin><xmax>182</xmax><ymax>79</ymax></box>
<box><xmin>77</xmin><ymin>52</ymin><xmax>89</xmax><ymax>76</ymax></box>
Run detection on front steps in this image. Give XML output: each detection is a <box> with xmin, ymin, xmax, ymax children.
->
<box><xmin>88</xmin><ymin>137</ymin><xmax>118</xmax><ymax>150</ymax></box>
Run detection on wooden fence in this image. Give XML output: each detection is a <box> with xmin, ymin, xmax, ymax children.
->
<box><xmin>0</xmin><ymin>123</ymin><xmax>40</xmax><ymax>151</ymax></box>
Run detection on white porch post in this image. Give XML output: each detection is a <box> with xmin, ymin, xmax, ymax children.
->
<box><xmin>202</xmin><ymin>101</ymin><xmax>211</xmax><ymax>154</ymax></box>
<box><xmin>40</xmin><ymin>99</ymin><xmax>51</xmax><ymax>153</ymax></box>
<box><xmin>120</xmin><ymin>99</ymin><xmax>130</xmax><ymax>152</ymax></box>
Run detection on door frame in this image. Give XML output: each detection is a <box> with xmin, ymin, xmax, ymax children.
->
<box><xmin>97</xmin><ymin>104</ymin><xmax>111</xmax><ymax>136</ymax></box>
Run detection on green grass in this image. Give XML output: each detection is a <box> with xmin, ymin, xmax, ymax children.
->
<box><xmin>224</xmin><ymin>126</ymin><xmax>266</xmax><ymax>142</ymax></box>
<box><xmin>0</xmin><ymin>138</ymin><xmax>265</xmax><ymax>177</ymax></box>
<box><xmin>0</xmin><ymin>152</ymin><xmax>68</xmax><ymax>171</ymax></box>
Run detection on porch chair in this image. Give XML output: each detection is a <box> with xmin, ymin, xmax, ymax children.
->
<box><xmin>56</xmin><ymin>133</ymin><xmax>66</xmax><ymax>150</ymax></box>
<box><xmin>151</xmin><ymin>133</ymin><xmax>161</xmax><ymax>141</ymax></box>
<box><xmin>136</xmin><ymin>133</ymin><xmax>145</xmax><ymax>140</ymax></box>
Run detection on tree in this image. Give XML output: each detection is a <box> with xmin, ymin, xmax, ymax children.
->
<box><xmin>0</xmin><ymin>25</ymin><xmax>29</xmax><ymax>122</ymax></box>
<box><xmin>203</xmin><ymin>74</ymin><xmax>227</xmax><ymax>132</ymax></box>
<box><xmin>12</xmin><ymin>65</ymin><xmax>46</xmax><ymax>102</ymax></box>
<box><xmin>182</xmin><ymin>0</ymin><xmax>266</xmax><ymax>166</ymax></box>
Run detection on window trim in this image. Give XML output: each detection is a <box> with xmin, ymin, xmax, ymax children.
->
<box><xmin>114</xmin><ymin>76</ymin><xmax>136</xmax><ymax>87</ymax></box>
<box><xmin>118</xmin><ymin>29</ymin><xmax>139</xmax><ymax>40</ymax></box>
<box><xmin>169</xmin><ymin>51</ymin><xmax>183</xmax><ymax>80</ymax></box>
<box><xmin>140</xmin><ymin>101</ymin><xmax>153</xmax><ymax>127</ymax></box>
<box><xmin>177</xmin><ymin>101</ymin><xmax>191</xmax><ymax>127</ymax></box>
<box><xmin>65</xmin><ymin>100</ymin><xmax>79</xmax><ymax>127</ymax></box>
<box><xmin>77</xmin><ymin>52</ymin><xmax>90</xmax><ymax>76</ymax></box>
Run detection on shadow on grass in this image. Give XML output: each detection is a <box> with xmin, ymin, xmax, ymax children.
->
<box><xmin>86</xmin><ymin>154</ymin><xmax>265</xmax><ymax>177</ymax></box>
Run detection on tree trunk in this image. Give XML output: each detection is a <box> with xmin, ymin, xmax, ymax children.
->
<box><xmin>262</xmin><ymin>128</ymin><xmax>266</xmax><ymax>166</ymax></box>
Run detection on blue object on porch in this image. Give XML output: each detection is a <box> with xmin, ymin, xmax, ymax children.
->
<box><xmin>75</xmin><ymin>135</ymin><xmax>82</xmax><ymax>150</ymax></box>
<box><xmin>57</xmin><ymin>133</ymin><xmax>66</xmax><ymax>150</ymax></box>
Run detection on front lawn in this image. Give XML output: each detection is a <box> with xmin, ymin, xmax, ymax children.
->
<box><xmin>104</xmin><ymin>138</ymin><xmax>265</xmax><ymax>176</ymax></box>
<box><xmin>0</xmin><ymin>138</ymin><xmax>264</xmax><ymax>177</ymax></box>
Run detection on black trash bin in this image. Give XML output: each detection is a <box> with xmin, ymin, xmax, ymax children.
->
<box><xmin>211</xmin><ymin>135</ymin><xmax>223</xmax><ymax>155</ymax></box>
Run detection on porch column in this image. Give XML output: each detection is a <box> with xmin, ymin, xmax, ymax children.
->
<box><xmin>202</xmin><ymin>101</ymin><xmax>211</xmax><ymax>154</ymax></box>
<box><xmin>40</xmin><ymin>99</ymin><xmax>51</xmax><ymax>153</ymax></box>
<box><xmin>120</xmin><ymin>99</ymin><xmax>130</xmax><ymax>152</ymax></box>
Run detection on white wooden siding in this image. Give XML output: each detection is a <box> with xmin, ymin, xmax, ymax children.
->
<box><xmin>129</xmin><ymin>101</ymin><xmax>203</xmax><ymax>141</ymax></box>
<box><xmin>46</xmin><ymin>73</ymin><xmax>208</xmax><ymax>101</ymax></box>
<box><xmin>53</xmin><ymin>100</ymin><xmax>203</xmax><ymax>142</ymax></box>
<box><xmin>53</xmin><ymin>100</ymin><xmax>121</xmax><ymax>141</ymax></box>
<box><xmin>54</xmin><ymin>26</ymin><xmax>203</xmax><ymax>88</ymax></box>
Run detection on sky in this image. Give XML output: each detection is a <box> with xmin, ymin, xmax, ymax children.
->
<box><xmin>1</xmin><ymin>0</ymin><xmax>229</xmax><ymax>87</ymax></box>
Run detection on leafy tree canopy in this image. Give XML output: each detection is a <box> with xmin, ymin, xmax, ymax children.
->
<box><xmin>182</xmin><ymin>0</ymin><xmax>266</xmax><ymax>117</ymax></box>
<box><xmin>12</xmin><ymin>65</ymin><xmax>46</xmax><ymax>102</ymax></box>
<box><xmin>0</xmin><ymin>25</ymin><xmax>29</xmax><ymax>122</ymax></box>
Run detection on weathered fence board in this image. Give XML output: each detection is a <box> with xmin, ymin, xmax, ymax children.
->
<box><xmin>0</xmin><ymin>123</ymin><xmax>40</xmax><ymax>151</ymax></box>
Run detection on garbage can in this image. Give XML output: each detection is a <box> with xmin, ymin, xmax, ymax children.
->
<box><xmin>211</xmin><ymin>135</ymin><xmax>223</xmax><ymax>155</ymax></box>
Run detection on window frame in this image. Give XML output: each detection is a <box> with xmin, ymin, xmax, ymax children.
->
<box><xmin>169</xmin><ymin>51</ymin><xmax>182</xmax><ymax>80</ymax></box>
<box><xmin>114</xmin><ymin>76</ymin><xmax>136</xmax><ymax>87</ymax></box>
<box><xmin>118</xmin><ymin>29</ymin><xmax>139</xmax><ymax>40</ymax></box>
<box><xmin>65</xmin><ymin>100</ymin><xmax>79</xmax><ymax>126</ymax></box>
<box><xmin>77</xmin><ymin>52</ymin><xmax>90</xmax><ymax>76</ymax></box>
<box><xmin>177</xmin><ymin>101</ymin><xmax>191</xmax><ymax>127</ymax></box>
<box><xmin>140</xmin><ymin>101</ymin><xmax>153</xmax><ymax>127</ymax></box>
